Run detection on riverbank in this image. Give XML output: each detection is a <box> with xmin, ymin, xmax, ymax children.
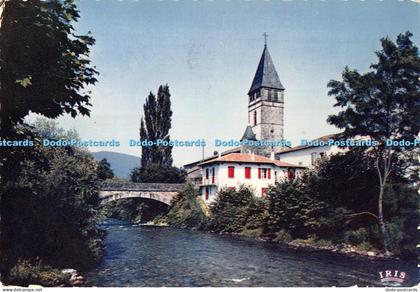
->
<box><xmin>279</xmin><ymin>238</ymin><xmax>388</xmax><ymax>259</ymax></box>
<box><xmin>85</xmin><ymin>219</ymin><xmax>417</xmax><ymax>287</ymax></box>
<box><xmin>144</xmin><ymin>221</ymin><xmax>392</xmax><ymax>261</ymax></box>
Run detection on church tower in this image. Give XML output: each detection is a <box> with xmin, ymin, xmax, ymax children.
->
<box><xmin>247</xmin><ymin>43</ymin><xmax>285</xmax><ymax>148</ymax></box>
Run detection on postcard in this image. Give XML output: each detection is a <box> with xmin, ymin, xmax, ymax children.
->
<box><xmin>0</xmin><ymin>0</ymin><xmax>418</xmax><ymax>290</ymax></box>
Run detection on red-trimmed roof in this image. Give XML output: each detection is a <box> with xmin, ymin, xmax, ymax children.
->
<box><xmin>198</xmin><ymin>153</ymin><xmax>304</xmax><ymax>168</ymax></box>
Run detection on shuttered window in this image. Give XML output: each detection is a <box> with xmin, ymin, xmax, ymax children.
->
<box><xmin>258</xmin><ymin>168</ymin><xmax>271</xmax><ymax>179</ymax></box>
<box><xmin>228</xmin><ymin>166</ymin><xmax>235</xmax><ymax>178</ymax></box>
<box><xmin>205</xmin><ymin>187</ymin><xmax>209</xmax><ymax>200</ymax></box>
<box><xmin>245</xmin><ymin>167</ymin><xmax>251</xmax><ymax>179</ymax></box>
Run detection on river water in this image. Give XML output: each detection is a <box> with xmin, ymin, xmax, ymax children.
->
<box><xmin>85</xmin><ymin>219</ymin><xmax>417</xmax><ymax>287</ymax></box>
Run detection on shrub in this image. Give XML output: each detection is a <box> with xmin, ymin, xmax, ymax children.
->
<box><xmin>166</xmin><ymin>183</ymin><xmax>208</xmax><ymax>229</ymax></box>
<box><xmin>357</xmin><ymin>241</ymin><xmax>375</xmax><ymax>252</ymax></box>
<box><xmin>344</xmin><ymin>228</ymin><xmax>369</xmax><ymax>245</ymax></box>
<box><xmin>241</xmin><ymin>227</ymin><xmax>264</xmax><ymax>238</ymax></box>
<box><xmin>383</xmin><ymin>184</ymin><xmax>418</xmax><ymax>258</ymax></box>
<box><xmin>208</xmin><ymin>186</ymin><xmax>265</xmax><ymax>234</ymax></box>
<box><xmin>273</xmin><ymin>230</ymin><xmax>292</xmax><ymax>243</ymax></box>
<box><xmin>264</xmin><ymin>181</ymin><xmax>327</xmax><ymax>239</ymax></box>
<box><xmin>8</xmin><ymin>260</ymin><xmax>69</xmax><ymax>287</ymax></box>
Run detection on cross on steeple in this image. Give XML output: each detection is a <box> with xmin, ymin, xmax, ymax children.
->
<box><xmin>263</xmin><ymin>32</ymin><xmax>268</xmax><ymax>46</ymax></box>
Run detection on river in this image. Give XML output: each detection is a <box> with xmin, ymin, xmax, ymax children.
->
<box><xmin>85</xmin><ymin>219</ymin><xmax>417</xmax><ymax>287</ymax></box>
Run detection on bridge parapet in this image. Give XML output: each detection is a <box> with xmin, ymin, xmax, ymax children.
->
<box><xmin>100</xmin><ymin>182</ymin><xmax>184</xmax><ymax>192</ymax></box>
<box><xmin>99</xmin><ymin>182</ymin><xmax>184</xmax><ymax>205</ymax></box>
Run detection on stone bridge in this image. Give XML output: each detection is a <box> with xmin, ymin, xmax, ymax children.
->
<box><xmin>99</xmin><ymin>182</ymin><xmax>184</xmax><ymax>205</ymax></box>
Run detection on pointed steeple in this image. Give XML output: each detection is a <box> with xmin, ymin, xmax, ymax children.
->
<box><xmin>240</xmin><ymin>125</ymin><xmax>257</xmax><ymax>141</ymax></box>
<box><xmin>248</xmin><ymin>45</ymin><xmax>284</xmax><ymax>94</ymax></box>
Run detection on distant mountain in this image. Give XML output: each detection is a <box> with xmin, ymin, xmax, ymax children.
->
<box><xmin>92</xmin><ymin>151</ymin><xmax>141</xmax><ymax>179</ymax></box>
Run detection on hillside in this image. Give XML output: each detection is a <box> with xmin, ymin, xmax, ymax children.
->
<box><xmin>92</xmin><ymin>151</ymin><xmax>141</xmax><ymax>179</ymax></box>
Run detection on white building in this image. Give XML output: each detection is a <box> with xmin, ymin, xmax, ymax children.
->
<box><xmin>276</xmin><ymin>134</ymin><xmax>347</xmax><ymax>168</ymax></box>
<box><xmin>198</xmin><ymin>152</ymin><xmax>305</xmax><ymax>203</ymax></box>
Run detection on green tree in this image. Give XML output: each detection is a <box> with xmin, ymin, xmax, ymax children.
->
<box><xmin>166</xmin><ymin>183</ymin><xmax>207</xmax><ymax>229</ymax></box>
<box><xmin>327</xmin><ymin>32</ymin><xmax>419</xmax><ymax>253</ymax></box>
<box><xmin>0</xmin><ymin>0</ymin><xmax>97</xmax><ymax>277</ymax></box>
<box><xmin>140</xmin><ymin>85</ymin><xmax>173</xmax><ymax>167</ymax></box>
<box><xmin>0</xmin><ymin>0</ymin><xmax>97</xmax><ymax>131</ymax></box>
<box><xmin>307</xmin><ymin>150</ymin><xmax>379</xmax><ymax>214</ymax></box>
<box><xmin>2</xmin><ymin>122</ymin><xmax>104</xmax><ymax>285</ymax></box>
<box><xmin>31</xmin><ymin>117</ymin><xmax>80</xmax><ymax>141</ymax></box>
<box><xmin>208</xmin><ymin>187</ymin><xmax>266</xmax><ymax>234</ymax></box>
<box><xmin>264</xmin><ymin>181</ymin><xmax>327</xmax><ymax>239</ymax></box>
<box><xmin>130</xmin><ymin>164</ymin><xmax>186</xmax><ymax>183</ymax></box>
<box><xmin>97</xmin><ymin>158</ymin><xmax>114</xmax><ymax>180</ymax></box>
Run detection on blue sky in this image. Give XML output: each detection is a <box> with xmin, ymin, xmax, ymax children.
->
<box><xmin>42</xmin><ymin>0</ymin><xmax>419</xmax><ymax>166</ymax></box>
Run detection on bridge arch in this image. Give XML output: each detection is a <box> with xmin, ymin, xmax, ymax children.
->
<box><xmin>99</xmin><ymin>183</ymin><xmax>183</xmax><ymax>205</ymax></box>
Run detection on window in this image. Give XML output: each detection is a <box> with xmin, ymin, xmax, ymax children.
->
<box><xmin>288</xmin><ymin>169</ymin><xmax>295</xmax><ymax>180</ymax></box>
<box><xmin>273</xmin><ymin>90</ymin><xmax>278</xmax><ymax>101</ymax></box>
<box><xmin>258</xmin><ymin>168</ymin><xmax>271</xmax><ymax>179</ymax></box>
<box><xmin>311</xmin><ymin>152</ymin><xmax>318</xmax><ymax>165</ymax></box>
<box><xmin>205</xmin><ymin>187</ymin><xmax>209</xmax><ymax>200</ymax></box>
<box><xmin>254</xmin><ymin>111</ymin><xmax>257</xmax><ymax>126</ymax></box>
<box><xmin>262</xmin><ymin>188</ymin><xmax>268</xmax><ymax>197</ymax></box>
<box><xmin>212</xmin><ymin>167</ymin><xmax>215</xmax><ymax>184</ymax></box>
<box><xmin>205</xmin><ymin>168</ymin><xmax>209</xmax><ymax>179</ymax></box>
<box><xmin>245</xmin><ymin>167</ymin><xmax>251</xmax><ymax>179</ymax></box>
<box><xmin>268</xmin><ymin>89</ymin><xmax>273</xmax><ymax>101</ymax></box>
<box><xmin>228</xmin><ymin>166</ymin><xmax>235</xmax><ymax>178</ymax></box>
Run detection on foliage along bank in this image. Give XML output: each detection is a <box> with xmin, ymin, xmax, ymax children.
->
<box><xmin>2</xmin><ymin>120</ymin><xmax>106</xmax><ymax>286</ymax></box>
<box><xmin>163</xmin><ymin>150</ymin><xmax>417</xmax><ymax>260</ymax></box>
<box><xmin>0</xmin><ymin>0</ymin><xmax>100</xmax><ymax>286</ymax></box>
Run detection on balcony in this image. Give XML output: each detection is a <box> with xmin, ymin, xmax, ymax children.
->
<box><xmin>201</xmin><ymin>177</ymin><xmax>217</xmax><ymax>186</ymax></box>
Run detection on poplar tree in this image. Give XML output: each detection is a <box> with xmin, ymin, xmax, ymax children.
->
<box><xmin>140</xmin><ymin>85</ymin><xmax>173</xmax><ymax>167</ymax></box>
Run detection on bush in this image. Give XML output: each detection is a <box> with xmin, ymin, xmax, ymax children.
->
<box><xmin>357</xmin><ymin>241</ymin><xmax>375</xmax><ymax>252</ymax></box>
<box><xmin>264</xmin><ymin>181</ymin><xmax>327</xmax><ymax>239</ymax></box>
<box><xmin>241</xmin><ymin>227</ymin><xmax>264</xmax><ymax>238</ymax></box>
<box><xmin>166</xmin><ymin>183</ymin><xmax>208</xmax><ymax>229</ymax></box>
<box><xmin>273</xmin><ymin>230</ymin><xmax>292</xmax><ymax>243</ymax></box>
<box><xmin>208</xmin><ymin>186</ymin><xmax>266</xmax><ymax>234</ymax></box>
<box><xmin>344</xmin><ymin>228</ymin><xmax>369</xmax><ymax>245</ymax></box>
<box><xmin>8</xmin><ymin>260</ymin><xmax>69</xmax><ymax>287</ymax></box>
<box><xmin>383</xmin><ymin>184</ymin><xmax>418</xmax><ymax>258</ymax></box>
